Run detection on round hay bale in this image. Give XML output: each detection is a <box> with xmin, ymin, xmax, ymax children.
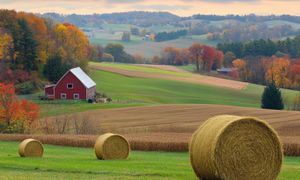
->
<box><xmin>18</xmin><ymin>139</ymin><xmax>44</xmax><ymax>157</ymax></box>
<box><xmin>189</xmin><ymin>115</ymin><xmax>282</xmax><ymax>180</ymax></box>
<box><xmin>94</xmin><ymin>133</ymin><xmax>130</xmax><ymax>160</ymax></box>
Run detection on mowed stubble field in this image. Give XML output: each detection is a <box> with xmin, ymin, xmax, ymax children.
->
<box><xmin>35</xmin><ymin>104</ymin><xmax>300</xmax><ymax>149</ymax></box>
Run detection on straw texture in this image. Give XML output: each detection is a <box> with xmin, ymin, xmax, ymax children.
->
<box><xmin>94</xmin><ymin>133</ymin><xmax>130</xmax><ymax>160</ymax></box>
<box><xmin>18</xmin><ymin>139</ymin><xmax>44</xmax><ymax>157</ymax></box>
<box><xmin>189</xmin><ymin>115</ymin><xmax>283</xmax><ymax>180</ymax></box>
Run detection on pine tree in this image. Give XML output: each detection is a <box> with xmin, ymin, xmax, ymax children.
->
<box><xmin>43</xmin><ymin>54</ymin><xmax>70</xmax><ymax>83</ymax></box>
<box><xmin>261</xmin><ymin>83</ymin><xmax>284</xmax><ymax>110</ymax></box>
<box><xmin>15</xmin><ymin>19</ymin><xmax>38</xmax><ymax>71</ymax></box>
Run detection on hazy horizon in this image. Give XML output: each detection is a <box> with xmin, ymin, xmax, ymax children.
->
<box><xmin>1</xmin><ymin>0</ymin><xmax>300</xmax><ymax>16</ymax></box>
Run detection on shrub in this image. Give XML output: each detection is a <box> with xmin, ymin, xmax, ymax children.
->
<box><xmin>15</xmin><ymin>81</ymin><xmax>35</xmax><ymax>95</ymax></box>
<box><xmin>101</xmin><ymin>53</ymin><xmax>115</xmax><ymax>62</ymax></box>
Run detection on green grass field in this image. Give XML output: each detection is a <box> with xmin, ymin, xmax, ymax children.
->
<box><xmin>90</xmin><ymin>32</ymin><xmax>218</xmax><ymax>58</ymax></box>
<box><xmin>90</xmin><ymin>27</ymin><xmax>218</xmax><ymax>59</ymax></box>
<box><xmin>90</xmin><ymin>69</ymin><xmax>261</xmax><ymax>107</ymax></box>
<box><xmin>28</xmin><ymin>62</ymin><xmax>299</xmax><ymax>117</ymax></box>
<box><xmin>89</xmin><ymin>63</ymin><xmax>299</xmax><ymax>106</ymax></box>
<box><xmin>91</xmin><ymin>62</ymin><xmax>190</xmax><ymax>77</ymax></box>
<box><xmin>0</xmin><ymin>141</ymin><xmax>299</xmax><ymax>179</ymax></box>
<box><xmin>20</xmin><ymin>94</ymin><xmax>145</xmax><ymax>117</ymax></box>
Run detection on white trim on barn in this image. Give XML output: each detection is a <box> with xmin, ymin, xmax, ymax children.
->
<box><xmin>60</xmin><ymin>93</ymin><xmax>67</xmax><ymax>99</ymax></box>
<box><xmin>67</xmin><ymin>83</ymin><xmax>74</xmax><ymax>89</ymax></box>
<box><xmin>73</xmin><ymin>93</ymin><xmax>80</xmax><ymax>100</ymax></box>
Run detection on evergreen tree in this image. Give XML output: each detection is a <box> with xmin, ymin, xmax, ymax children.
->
<box><xmin>261</xmin><ymin>83</ymin><xmax>284</xmax><ymax>110</ymax></box>
<box><xmin>43</xmin><ymin>54</ymin><xmax>70</xmax><ymax>83</ymax></box>
<box><xmin>15</xmin><ymin>19</ymin><xmax>38</xmax><ymax>71</ymax></box>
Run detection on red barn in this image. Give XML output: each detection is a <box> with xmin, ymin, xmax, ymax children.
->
<box><xmin>44</xmin><ymin>67</ymin><xmax>96</xmax><ymax>100</ymax></box>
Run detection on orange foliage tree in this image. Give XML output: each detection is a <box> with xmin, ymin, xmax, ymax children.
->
<box><xmin>213</xmin><ymin>50</ymin><xmax>224</xmax><ymax>70</ymax></box>
<box><xmin>0</xmin><ymin>83</ymin><xmax>39</xmax><ymax>133</ymax></box>
<box><xmin>232</xmin><ymin>59</ymin><xmax>247</xmax><ymax>81</ymax></box>
<box><xmin>0</xmin><ymin>32</ymin><xmax>13</xmax><ymax>62</ymax></box>
<box><xmin>265</xmin><ymin>56</ymin><xmax>291</xmax><ymax>88</ymax></box>
<box><xmin>55</xmin><ymin>23</ymin><xmax>91</xmax><ymax>67</ymax></box>
<box><xmin>288</xmin><ymin>60</ymin><xmax>300</xmax><ymax>89</ymax></box>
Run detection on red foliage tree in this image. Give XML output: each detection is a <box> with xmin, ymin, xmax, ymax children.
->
<box><xmin>213</xmin><ymin>50</ymin><xmax>224</xmax><ymax>70</ymax></box>
<box><xmin>202</xmin><ymin>45</ymin><xmax>216</xmax><ymax>72</ymax></box>
<box><xmin>189</xmin><ymin>44</ymin><xmax>203</xmax><ymax>72</ymax></box>
<box><xmin>0</xmin><ymin>83</ymin><xmax>39</xmax><ymax>133</ymax></box>
<box><xmin>289</xmin><ymin>59</ymin><xmax>300</xmax><ymax>89</ymax></box>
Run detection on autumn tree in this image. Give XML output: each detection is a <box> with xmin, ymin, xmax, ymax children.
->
<box><xmin>189</xmin><ymin>44</ymin><xmax>219</xmax><ymax>72</ymax></box>
<box><xmin>133</xmin><ymin>54</ymin><xmax>146</xmax><ymax>64</ymax></box>
<box><xmin>152</xmin><ymin>56</ymin><xmax>160</xmax><ymax>64</ymax></box>
<box><xmin>265</xmin><ymin>56</ymin><xmax>291</xmax><ymax>88</ymax></box>
<box><xmin>0</xmin><ymin>32</ymin><xmax>13</xmax><ymax>63</ymax></box>
<box><xmin>212</xmin><ymin>50</ymin><xmax>224</xmax><ymax>70</ymax></box>
<box><xmin>232</xmin><ymin>59</ymin><xmax>247</xmax><ymax>81</ymax></box>
<box><xmin>0</xmin><ymin>83</ymin><xmax>39</xmax><ymax>133</ymax></box>
<box><xmin>161</xmin><ymin>47</ymin><xmax>180</xmax><ymax>65</ymax></box>
<box><xmin>189</xmin><ymin>44</ymin><xmax>203</xmax><ymax>72</ymax></box>
<box><xmin>54</xmin><ymin>23</ymin><xmax>91</xmax><ymax>68</ymax></box>
<box><xmin>17</xmin><ymin>12</ymin><xmax>49</xmax><ymax>64</ymax></box>
<box><xmin>90</xmin><ymin>45</ymin><xmax>104</xmax><ymax>62</ymax></box>
<box><xmin>178</xmin><ymin>48</ymin><xmax>192</xmax><ymax>65</ymax></box>
<box><xmin>289</xmin><ymin>60</ymin><xmax>300</xmax><ymax>89</ymax></box>
<box><xmin>202</xmin><ymin>45</ymin><xmax>216</xmax><ymax>71</ymax></box>
<box><xmin>223</xmin><ymin>51</ymin><xmax>236</xmax><ymax>67</ymax></box>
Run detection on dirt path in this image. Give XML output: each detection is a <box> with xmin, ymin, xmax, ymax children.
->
<box><xmin>89</xmin><ymin>64</ymin><xmax>248</xmax><ymax>90</ymax></box>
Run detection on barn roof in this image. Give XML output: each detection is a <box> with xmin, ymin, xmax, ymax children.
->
<box><xmin>70</xmin><ymin>67</ymin><xmax>96</xmax><ymax>88</ymax></box>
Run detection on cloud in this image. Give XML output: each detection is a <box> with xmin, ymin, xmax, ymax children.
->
<box><xmin>105</xmin><ymin>0</ymin><xmax>143</xmax><ymax>3</ymax></box>
<box><xmin>0</xmin><ymin>0</ymin><xmax>300</xmax><ymax>16</ymax></box>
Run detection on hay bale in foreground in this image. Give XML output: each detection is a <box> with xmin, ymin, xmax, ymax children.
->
<box><xmin>18</xmin><ymin>139</ymin><xmax>44</xmax><ymax>157</ymax></box>
<box><xmin>190</xmin><ymin>115</ymin><xmax>282</xmax><ymax>180</ymax></box>
<box><xmin>94</xmin><ymin>133</ymin><xmax>130</xmax><ymax>160</ymax></box>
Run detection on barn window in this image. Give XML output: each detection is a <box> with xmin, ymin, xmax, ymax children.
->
<box><xmin>67</xmin><ymin>83</ymin><xmax>73</xmax><ymax>89</ymax></box>
<box><xmin>60</xmin><ymin>93</ymin><xmax>67</xmax><ymax>99</ymax></box>
<box><xmin>73</xmin><ymin>93</ymin><xmax>80</xmax><ymax>100</ymax></box>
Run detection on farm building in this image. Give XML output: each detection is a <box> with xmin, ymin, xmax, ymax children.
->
<box><xmin>44</xmin><ymin>67</ymin><xmax>96</xmax><ymax>100</ymax></box>
<box><xmin>217</xmin><ymin>68</ymin><xmax>237</xmax><ymax>76</ymax></box>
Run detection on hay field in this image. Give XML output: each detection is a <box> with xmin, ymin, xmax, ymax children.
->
<box><xmin>0</xmin><ymin>141</ymin><xmax>299</xmax><ymax>179</ymax></box>
<box><xmin>44</xmin><ymin>104</ymin><xmax>300</xmax><ymax>137</ymax></box>
<box><xmin>89</xmin><ymin>62</ymin><xmax>248</xmax><ymax>90</ymax></box>
<box><xmin>30</xmin><ymin>104</ymin><xmax>300</xmax><ymax>155</ymax></box>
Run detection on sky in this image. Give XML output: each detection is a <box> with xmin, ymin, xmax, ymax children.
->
<box><xmin>0</xmin><ymin>0</ymin><xmax>300</xmax><ymax>16</ymax></box>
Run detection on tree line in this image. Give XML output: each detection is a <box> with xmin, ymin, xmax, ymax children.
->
<box><xmin>217</xmin><ymin>35</ymin><xmax>300</xmax><ymax>58</ymax></box>
<box><xmin>151</xmin><ymin>44</ymin><xmax>224</xmax><ymax>72</ymax></box>
<box><xmin>155</xmin><ymin>30</ymin><xmax>187</xmax><ymax>42</ymax></box>
<box><xmin>0</xmin><ymin>10</ymin><xmax>95</xmax><ymax>93</ymax></box>
<box><xmin>231</xmin><ymin>56</ymin><xmax>300</xmax><ymax>90</ymax></box>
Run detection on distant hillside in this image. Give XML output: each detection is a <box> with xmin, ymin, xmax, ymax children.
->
<box><xmin>42</xmin><ymin>11</ymin><xmax>300</xmax><ymax>27</ymax></box>
<box><xmin>42</xmin><ymin>11</ymin><xmax>180</xmax><ymax>27</ymax></box>
<box><xmin>190</xmin><ymin>14</ymin><xmax>300</xmax><ymax>24</ymax></box>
